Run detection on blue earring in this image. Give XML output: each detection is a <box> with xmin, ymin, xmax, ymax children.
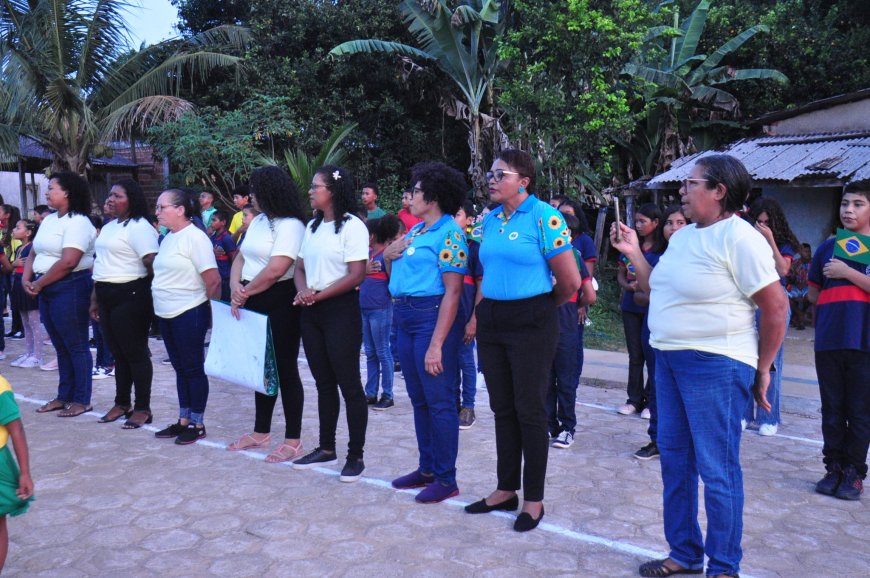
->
<box><xmin>518</xmin><ymin>186</ymin><xmax>525</xmax><ymax>194</ymax></box>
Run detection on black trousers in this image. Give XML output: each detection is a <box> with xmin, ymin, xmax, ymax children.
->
<box><xmin>622</xmin><ymin>310</ymin><xmax>650</xmax><ymax>408</ymax></box>
<box><xmin>95</xmin><ymin>278</ymin><xmax>154</xmax><ymax>411</ymax></box>
<box><xmin>248</xmin><ymin>280</ymin><xmax>304</xmax><ymax>439</ymax></box>
<box><xmin>816</xmin><ymin>349</ymin><xmax>870</xmax><ymax>478</ymax></box>
<box><xmin>300</xmin><ymin>290</ymin><xmax>367</xmax><ymax>459</ymax></box>
<box><xmin>476</xmin><ymin>293</ymin><xmax>558</xmax><ymax>502</ymax></box>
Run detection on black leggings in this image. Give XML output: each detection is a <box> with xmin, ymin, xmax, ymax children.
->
<box><xmin>248</xmin><ymin>280</ymin><xmax>304</xmax><ymax>439</ymax></box>
<box><xmin>300</xmin><ymin>290</ymin><xmax>367</xmax><ymax>459</ymax></box>
<box><xmin>95</xmin><ymin>278</ymin><xmax>154</xmax><ymax>411</ymax></box>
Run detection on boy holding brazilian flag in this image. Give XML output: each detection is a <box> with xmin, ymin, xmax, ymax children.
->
<box><xmin>808</xmin><ymin>181</ymin><xmax>870</xmax><ymax>501</ymax></box>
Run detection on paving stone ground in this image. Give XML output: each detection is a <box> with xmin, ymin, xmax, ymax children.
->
<box><xmin>2</xmin><ymin>332</ymin><xmax>865</xmax><ymax>578</ymax></box>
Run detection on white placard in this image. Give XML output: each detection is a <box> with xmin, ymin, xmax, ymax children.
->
<box><xmin>204</xmin><ymin>300</ymin><xmax>270</xmax><ymax>394</ymax></box>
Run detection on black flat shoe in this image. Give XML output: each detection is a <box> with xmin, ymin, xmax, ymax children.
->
<box><xmin>464</xmin><ymin>494</ymin><xmax>519</xmax><ymax>514</ymax></box>
<box><xmin>513</xmin><ymin>505</ymin><xmax>544</xmax><ymax>532</ymax></box>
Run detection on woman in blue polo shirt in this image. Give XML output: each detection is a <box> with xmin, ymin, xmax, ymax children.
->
<box><xmin>464</xmin><ymin>149</ymin><xmax>582</xmax><ymax>532</ymax></box>
<box><xmin>386</xmin><ymin>162</ymin><xmax>468</xmax><ymax>504</ymax></box>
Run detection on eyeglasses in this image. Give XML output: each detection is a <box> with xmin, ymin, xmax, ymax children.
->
<box><xmin>155</xmin><ymin>204</ymin><xmax>178</xmax><ymax>212</ymax></box>
<box><xmin>681</xmin><ymin>178</ymin><xmax>709</xmax><ymax>189</ymax></box>
<box><xmin>411</xmin><ymin>186</ymin><xmax>425</xmax><ymax>195</ymax></box>
<box><xmin>486</xmin><ymin>169</ymin><xmax>520</xmax><ymax>183</ymax></box>
<box><xmin>309</xmin><ymin>184</ymin><xmax>327</xmax><ymax>191</ymax></box>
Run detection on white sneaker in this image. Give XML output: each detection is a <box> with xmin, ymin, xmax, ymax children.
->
<box><xmin>741</xmin><ymin>419</ymin><xmax>748</xmax><ymax>432</ymax></box>
<box><xmin>92</xmin><ymin>367</ymin><xmax>110</xmax><ymax>380</ymax></box>
<box><xmin>10</xmin><ymin>354</ymin><xmax>29</xmax><ymax>367</ymax></box>
<box><xmin>552</xmin><ymin>430</ymin><xmax>574</xmax><ymax>449</ymax></box>
<box><xmin>476</xmin><ymin>372</ymin><xmax>486</xmax><ymax>388</ymax></box>
<box><xmin>617</xmin><ymin>403</ymin><xmax>637</xmax><ymax>415</ymax></box>
<box><xmin>0</xmin><ymin>351</ymin><xmax>6</xmax><ymax>361</ymax></box>
<box><xmin>19</xmin><ymin>356</ymin><xmax>42</xmax><ymax>368</ymax></box>
<box><xmin>640</xmin><ymin>408</ymin><xmax>651</xmax><ymax>420</ymax></box>
<box><xmin>758</xmin><ymin>424</ymin><xmax>778</xmax><ymax>436</ymax></box>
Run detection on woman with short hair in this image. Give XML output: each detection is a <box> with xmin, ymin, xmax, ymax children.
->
<box><xmin>25</xmin><ymin>172</ymin><xmax>97</xmax><ymax>417</ymax></box>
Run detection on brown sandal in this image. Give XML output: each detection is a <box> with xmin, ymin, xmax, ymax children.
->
<box><xmin>265</xmin><ymin>442</ymin><xmax>304</xmax><ymax>463</ymax></box>
<box><xmin>98</xmin><ymin>405</ymin><xmax>131</xmax><ymax>423</ymax></box>
<box><xmin>227</xmin><ymin>433</ymin><xmax>271</xmax><ymax>452</ymax></box>
<box><xmin>122</xmin><ymin>410</ymin><xmax>153</xmax><ymax>429</ymax></box>
<box><xmin>58</xmin><ymin>402</ymin><xmax>93</xmax><ymax>418</ymax></box>
<box><xmin>36</xmin><ymin>399</ymin><xmax>66</xmax><ymax>413</ymax></box>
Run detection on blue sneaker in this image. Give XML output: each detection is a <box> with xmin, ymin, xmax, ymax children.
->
<box><xmin>415</xmin><ymin>481</ymin><xmax>459</xmax><ymax>503</ymax></box>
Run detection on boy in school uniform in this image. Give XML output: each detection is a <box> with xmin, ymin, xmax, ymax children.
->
<box><xmin>808</xmin><ymin>181</ymin><xmax>870</xmax><ymax>500</ymax></box>
<box><xmin>208</xmin><ymin>210</ymin><xmax>237</xmax><ymax>302</ymax></box>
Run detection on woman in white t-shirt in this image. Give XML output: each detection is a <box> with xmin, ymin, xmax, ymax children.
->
<box><xmin>150</xmin><ymin>190</ymin><xmax>220</xmax><ymax>445</ymax></box>
<box><xmin>23</xmin><ymin>172</ymin><xmax>96</xmax><ymax>417</ymax></box>
<box><xmin>291</xmin><ymin>166</ymin><xmax>369</xmax><ymax>482</ymax></box>
<box><xmin>90</xmin><ymin>179</ymin><xmax>159</xmax><ymax>429</ymax></box>
<box><xmin>226</xmin><ymin>166</ymin><xmax>307</xmax><ymax>462</ymax></box>
<box><xmin>611</xmin><ymin>155</ymin><xmax>788</xmax><ymax>578</ymax></box>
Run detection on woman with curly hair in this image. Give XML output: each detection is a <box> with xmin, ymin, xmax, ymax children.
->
<box><xmin>226</xmin><ymin>166</ymin><xmax>308</xmax><ymax>463</ymax></box>
<box><xmin>24</xmin><ymin>172</ymin><xmax>97</xmax><ymax>417</ymax></box>
<box><xmin>744</xmin><ymin>197</ymin><xmax>800</xmax><ymax>435</ymax></box>
<box><xmin>386</xmin><ymin>162</ymin><xmax>468</xmax><ymax>503</ymax></box>
<box><xmin>292</xmin><ymin>165</ymin><xmax>369</xmax><ymax>483</ymax></box>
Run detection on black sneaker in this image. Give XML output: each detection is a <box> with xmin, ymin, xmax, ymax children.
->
<box><xmin>155</xmin><ymin>421</ymin><xmax>186</xmax><ymax>439</ymax></box>
<box><xmin>293</xmin><ymin>447</ymin><xmax>338</xmax><ymax>469</ymax></box>
<box><xmin>835</xmin><ymin>465</ymin><xmax>864</xmax><ymax>500</ymax></box>
<box><xmin>7</xmin><ymin>331</ymin><xmax>23</xmax><ymax>340</ymax></box>
<box><xmin>815</xmin><ymin>465</ymin><xmax>842</xmax><ymax>496</ymax></box>
<box><xmin>634</xmin><ymin>441</ymin><xmax>660</xmax><ymax>460</ymax></box>
<box><xmin>339</xmin><ymin>457</ymin><xmax>365</xmax><ymax>482</ymax></box>
<box><xmin>366</xmin><ymin>395</ymin><xmax>378</xmax><ymax>405</ymax></box>
<box><xmin>394</xmin><ymin>361</ymin><xmax>401</xmax><ymax>373</ymax></box>
<box><xmin>373</xmin><ymin>396</ymin><xmax>394</xmax><ymax>410</ymax></box>
<box><xmin>175</xmin><ymin>424</ymin><xmax>206</xmax><ymax>445</ymax></box>
<box><xmin>459</xmin><ymin>407</ymin><xmax>476</xmax><ymax>430</ymax></box>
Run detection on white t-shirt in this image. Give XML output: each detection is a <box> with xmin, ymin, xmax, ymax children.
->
<box><xmin>649</xmin><ymin>216</ymin><xmax>780</xmax><ymax>368</ymax></box>
<box><xmin>151</xmin><ymin>224</ymin><xmax>217</xmax><ymax>318</ymax></box>
<box><xmin>32</xmin><ymin>212</ymin><xmax>96</xmax><ymax>274</ymax></box>
<box><xmin>298</xmin><ymin>214</ymin><xmax>369</xmax><ymax>291</ymax></box>
<box><xmin>240</xmin><ymin>214</ymin><xmax>305</xmax><ymax>282</ymax></box>
<box><xmin>93</xmin><ymin>218</ymin><xmax>159</xmax><ymax>283</ymax></box>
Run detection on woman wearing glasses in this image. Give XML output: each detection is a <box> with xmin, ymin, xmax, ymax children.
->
<box><xmin>611</xmin><ymin>155</ymin><xmax>787</xmax><ymax>578</ymax></box>
<box><xmin>151</xmin><ymin>190</ymin><xmax>221</xmax><ymax>445</ymax></box>
<box><xmin>464</xmin><ymin>149</ymin><xmax>582</xmax><ymax>531</ymax></box>
<box><xmin>291</xmin><ymin>166</ymin><xmax>370</xmax><ymax>483</ymax></box>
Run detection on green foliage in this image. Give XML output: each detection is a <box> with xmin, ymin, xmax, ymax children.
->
<box><xmin>268</xmin><ymin>123</ymin><xmax>357</xmax><ymax>194</ymax></box>
<box><xmin>584</xmin><ymin>263</ymin><xmax>626</xmax><ymax>351</ymax></box>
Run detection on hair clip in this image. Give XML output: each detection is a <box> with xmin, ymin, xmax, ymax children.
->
<box><xmin>332</xmin><ymin>170</ymin><xmax>341</xmax><ymax>181</ymax></box>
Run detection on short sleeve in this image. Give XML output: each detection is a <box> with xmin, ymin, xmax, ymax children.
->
<box><xmin>341</xmin><ymin>217</ymin><xmax>370</xmax><ymax>262</ymax></box>
<box><xmin>808</xmin><ymin>241</ymin><xmax>830</xmax><ymax>288</ymax></box>
<box><xmin>576</xmin><ymin>250</ymin><xmax>591</xmax><ymax>281</ymax></box>
<box><xmin>729</xmin><ymin>228</ymin><xmax>781</xmax><ymax>298</ymax></box>
<box><xmin>270</xmin><ymin>218</ymin><xmax>305</xmax><ymax>260</ymax></box>
<box><xmin>127</xmin><ymin>219</ymin><xmax>159</xmax><ymax>258</ymax></box>
<box><xmin>62</xmin><ymin>215</ymin><xmax>96</xmax><ymax>252</ymax></box>
<box><xmin>189</xmin><ymin>230</ymin><xmax>218</xmax><ymax>274</ymax></box>
<box><xmin>221</xmin><ymin>233</ymin><xmax>238</xmax><ymax>255</ymax></box>
<box><xmin>0</xmin><ymin>390</ymin><xmax>21</xmax><ymax>426</ymax></box>
<box><xmin>437</xmin><ymin>227</ymin><xmax>469</xmax><ymax>275</ymax></box>
<box><xmin>228</xmin><ymin>211</ymin><xmax>244</xmax><ymax>234</ymax></box>
<box><xmin>468</xmin><ymin>240</ymin><xmax>482</xmax><ymax>278</ymax></box>
<box><xmin>537</xmin><ymin>205</ymin><xmax>572</xmax><ymax>260</ymax></box>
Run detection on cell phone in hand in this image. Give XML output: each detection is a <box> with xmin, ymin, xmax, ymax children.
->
<box><xmin>614</xmin><ymin>197</ymin><xmax>622</xmax><ymax>242</ymax></box>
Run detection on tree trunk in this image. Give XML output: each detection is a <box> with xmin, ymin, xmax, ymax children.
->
<box><xmin>468</xmin><ymin>113</ymin><xmax>486</xmax><ymax>201</ymax></box>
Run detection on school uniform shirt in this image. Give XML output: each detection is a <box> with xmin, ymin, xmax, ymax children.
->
<box><xmin>151</xmin><ymin>224</ymin><xmax>217</xmax><ymax>319</ymax></box>
<box><xmin>619</xmin><ymin>251</ymin><xmax>662</xmax><ymax>313</ymax></box>
<box><xmin>557</xmin><ymin>249</ymin><xmax>592</xmax><ymax>335</ymax></box>
<box><xmin>459</xmin><ymin>239</ymin><xmax>482</xmax><ymax>323</ymax></box>
<box><xmin>209</xmin><ymin>230</ymin><xmax>237</xmax><ymax>281</ymax></box>
<box><xmin>389</xmin><ymin>215</ymin><xmax>468</xmax><ymax>297</ymax></box>
<box><xmin>32</xmin><ymin>212</ymin><xmax>96</xmax><ymax>274</ymax></box>
<box><xmin>360</xmin><ymin>249</ymin><xmax>391</xmax><ymax>310</ymax></box>
<box><xmin>240</xmin><ymin>214</ymin><xmax>305</xmax><ymax>282</ymax></box>
<box><xmin>648</xmin><ymin>216</ymin><xmax>779</xmax><ymax>369</ymax></box>
<box><xmin>572</xmin><ymin>233</ymin><xmax>597</xmax><ymax>268</ymax></box>
<box><xmin>93</xmin><ymin>218</ymin><xmax>159</xmax><ymax>283</ymax></box>
<box><xmin>479</xmin><ymin>195</ymin><xmax>571</xmax><ymax>301</ymax></box>
<box><xmin>776</xmin><ymin>243</ymin><xmax>796</xmax><ymax>287</ymax></box>
<box><xmin>298</xmin><ymin>214</ymin><xmax>369</xmax><ymax>291</ymax></box>
<box><xmin>397</xmin><ymin>208</ymin><xmax>423</xmax><ymax>231</ymax></box>
<box><xmin>808</xmin><ymin>238</ymin><xmax>870</xmax><ymax>352</ymax></box>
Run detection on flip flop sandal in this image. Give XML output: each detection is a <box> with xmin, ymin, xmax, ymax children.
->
<box><xmin>122</xmin><ymin>410</ymin><xmax>153</xmax><ymax>430</ymax></box>
<box><xmin>639</xmin><ymin>559</ymin><xmax>703</xmax><ymax>577</ymax></box>
<box><xmin>36</xmin><ymin>399</ymin><xmax>66</xmax><ymax>413</ymax></box>
<box><xmin>98</xmin><ymin>405</ymin><xmax>132</xmax><ymax>423</ymax></box>
<box><xmin>58</xmin><ymin>403</ymin><xmax>93</xmax><ymax>418</ymax></box>
<box><xmin>227</xmin><ymin>433</ymin><xmax>271</xmax><ymax>452</ymax></box>
<box><xmin>265</xmin><ymin>442</ymin><xmax>304</xmax><ymax>463</ymax></box>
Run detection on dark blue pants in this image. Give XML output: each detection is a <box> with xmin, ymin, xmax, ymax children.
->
<box><xmin>547</xmin><ymin>330</ymin><xmax>579</xmax><ymax>435</ymax></box>
<box><xmin>40</xmin><ymin>271</ymin><xmax>93</xmax><ymax>404</ymax></box>
<box><xmin>159</xmin><ymin>302</ymin><xmax>210</xmax><ymax>424</ymax></box>
<box><xmin>816</xmin><ymin>349</ymin><xmax>870</xmax><ymax>478</ymax></box>
<box><xmin>642</xmin><ymin>320</ymin><xmax>657</xmax><ymax>442</ymax></box>
<box><xmin>456</xmin><ymin>339</ymin><xmax>477</xmax><ymax>408</ymax></box>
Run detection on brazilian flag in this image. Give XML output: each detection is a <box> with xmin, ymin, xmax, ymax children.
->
<box><xmin>834</xmin><ymin>228</ymin><xmax>870</xmax><ymax>265</ymax></box>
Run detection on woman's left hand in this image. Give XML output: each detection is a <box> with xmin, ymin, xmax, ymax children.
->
<box><xmin>752</xmin><ymin>369</ymin><xmax>772</xmax><ymax>412</ymax></box>
<box><xmin>293</xmin><ymin>287</ymin><xmax>318</xmax><ymax>306</ymax></box>
<box><xmin>424</xmin><ymin>343</ymin><xmax>443</xmax><ymax>376</ymax></box>
<box><xmin>23</xmin><ymin>281</ymin><xmax>40</xmax><ymax>298</ymax></box>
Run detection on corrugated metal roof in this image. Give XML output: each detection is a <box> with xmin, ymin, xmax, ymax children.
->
<box><xmin>15</xmin><ymin>136</ymin><xmax>139</xmax><ymax>168</ymax></box>
<box><xmin>647</xmin><ymin>131</ymin><xmax>870</xmax><ymax>188</ymax></box>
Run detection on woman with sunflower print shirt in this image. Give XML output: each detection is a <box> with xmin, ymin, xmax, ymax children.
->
<box><xmin>464</xmin><ymin>149</ymin><xmax>582</xmax><ymax>532</ymax></box>
<box><xmin>386</xmin><ymin>162</ymin><xmax>469</xmax><ymax>504</ymax></box>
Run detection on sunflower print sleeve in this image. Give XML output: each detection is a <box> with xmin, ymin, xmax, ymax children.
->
<box><xmin>438</xmin><ymin>226</ymin><xmax>469</xmax><ymax>275</ymax></box>
<box><xmin>537</xmin><ymin>204</ymin><xmax>572</xmax><ymax>260</ymax></box>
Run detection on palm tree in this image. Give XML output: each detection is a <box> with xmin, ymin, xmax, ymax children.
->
<box><xmin>0</xmin><ymin>0</ymin><xmax>249</xmax><ymax>175</ymax></box>
<box><xmin>329</xmin><ymin>0</ymin><xmax>507</xmax><ymax>198</ymax></box>
<box><xmin>621</xmin><ymin>0</ymin><xmax>788</xmax><ymax>176</ymax></box>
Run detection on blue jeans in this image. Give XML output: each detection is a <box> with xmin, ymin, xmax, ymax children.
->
<box><xmin>362</xmin><ymin>306</ymin><xmax>394</xmax><ymax>399</ymax></box>
<box><xmin>159</xmin><ymin>302</ymin><xmax>210</xmax><ymax>425</ymax></box>
<box><xmin>745</xmin><ymin>304</ymin><xmax>790</xmax><ymax>426</ymax></box>
<box><xmin>456</xmin><ymin>339</ymin><xmax>476</xmax><ymax>408</ymax></box>
<box><xmin>394</xmin><ymin>295</ymin><xmax>462</xmax><ymax>485</ymax></box>
<box><xmin>656</xmin><ymin>349</ymin><xmax>754</xmax><ymax>576</ymax></box>
<box><xmin>547</xmin><ymin>330</ymin><xmax>579</xmax><ymax>435</ymax></box>
<box><xmin>39</xmin><ymin>271</ymin><xmax>93</xmax><ymax>404</ymax></box>
<box><xmin>574</xmin><ymin>320</ymin><xmax>585</xmax><ymax>384</ymax></box>
<box><xmin>92</xmin><ymin>319</ymin><xmax>115</xmax><ymax>368</ymax></box>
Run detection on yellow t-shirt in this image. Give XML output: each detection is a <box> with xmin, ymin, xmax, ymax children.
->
<box><xmin>228</xmin><ymin>211</ymin><xmax>244</xmax><ymax>235</ymax></box>
<box><xmin>0</xmin><ymin>377</ymin><xmax>20</xmax><ymax>449</ymax></box>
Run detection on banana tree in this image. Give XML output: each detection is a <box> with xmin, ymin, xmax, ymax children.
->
<box><xmin>621</xmin><ymin>0</ymin><xmax>788</xmax><ymax>175</ymax></box>
<box><xmin>0</xmin><ymin>0</ymin><xmax>249</xmax><ymax>175</ymax></box>
<box><xmin>329</xmin><ymin>0</ymin><xmax>507</xmax><ymax>199</ymax></box>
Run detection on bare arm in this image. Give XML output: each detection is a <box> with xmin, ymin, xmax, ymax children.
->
<box><xmin>201</xmin><ymin>268</ymin><xmax>222</xmax><ymax>300</ymax></box>
<box><xmin>611</xmin><ymin>223</ymin><xmax>652</xmax><ymax>294</ymax></box>
<box><xmin>142</xmin><ymin>253</ymin><xmax>156</xmax><ymax>276</ymax></box>
<box><xmin>578</xmin><ymin>278</ymin><xmax>597</xmax><ymax>308</ymax></box>
<box><xmin>549</xmin><ymin>250</ymin><xmax>583</xmax><ymax>305</ymax></box>
<box><xmin>751</xmin><ymin>281</ymin><xmax>790</xmax><ymax>412</ymax></box>
<box><xmin>6</xmin><ymin>419</ymin><xmax>33</xmax><ymax>500</ymax></box>
<box><xmin>823</xmin><ymin>258</ymin><xmax>870</xmax><ymax>293</ymax></box>
<box><xmin>464</xmin><ymin>278</ymin><xmax>484</xmax><ymax>344</ymax></box>
<box><xmin>425</xmin><ymin>272</ymin><xmax>463</xmax><ymax>376</ymax></box>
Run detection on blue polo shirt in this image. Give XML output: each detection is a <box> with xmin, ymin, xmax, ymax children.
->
<box><xmin>389</xmin><ymin>215</ymin><xmax>468</xmax><ymax>297</ymax></box>
<box><xmin>479</xmin><ymin>195</ymin><xmax>572</xmax><ymax>300</ymax></box>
